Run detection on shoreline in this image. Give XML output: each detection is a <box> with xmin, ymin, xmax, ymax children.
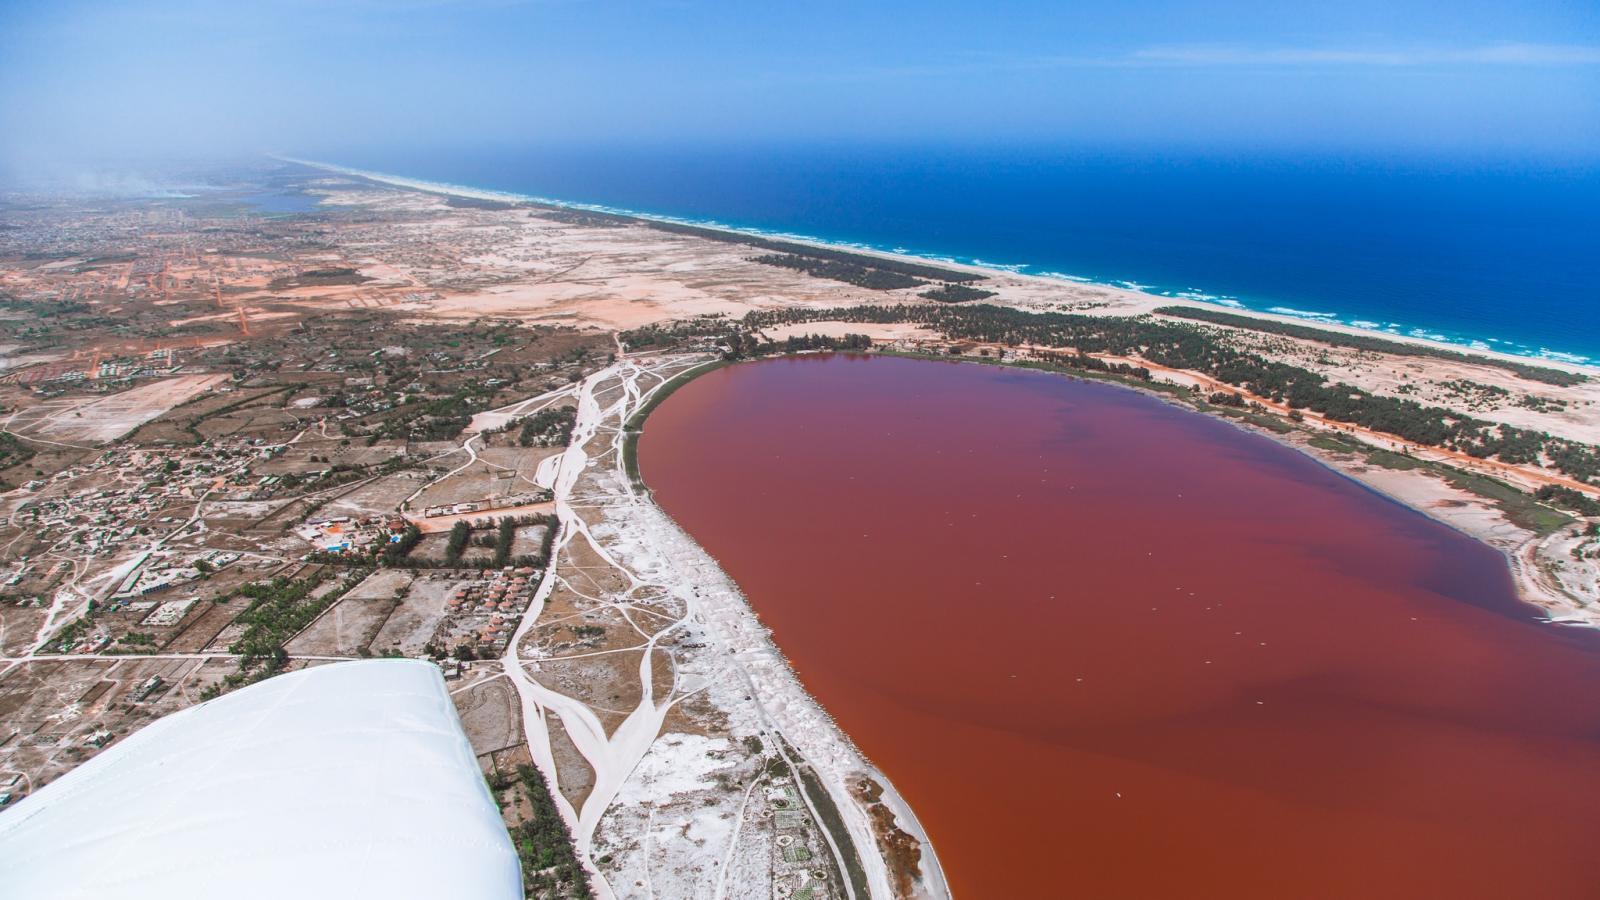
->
<box><xmin>630</xmin><ymin>470</ymin><xmax>953</xmax><ymax>899</ymax></box>
<box><xmin>613</xmin><ymin>346</ymin><xmax>1590</xmax><ymax>898</ymax></box>
<box><xmin>625</xmin><ymin>350</ymin><xmax>1600</xmax><ymax>899</ymax></box>
<box><xmin>495</xmin><ymin>351</ymin><xmax>950</xmax><ymax>898</ymax></box>
<box><xmin>275</xmin><ymin>155</ymin><xmax>1600</xmax><ymax>374</ymax></box>
<box><xmin>276</xmin><ymin>156</ymin><xmax>1598</xmax><ymax>631</ymax></box>
<box><xmin>605</xmin><ymin>354</ymin><xmax>952</xmax><ymax>898</ymax></box>
<box><xmin>618</xmin><ymin>353</ymin><xmax>951</xmax><ymax>898</ymax></box>
<box><xmin>863</xmin><ymin>347</ymin><xmax>1599</xmax><ymax>630</ymax></box>
<box><xmin>280</xmin><ymin>154</ymin><xmax>1598</xmax><ymax>626</ymax></box>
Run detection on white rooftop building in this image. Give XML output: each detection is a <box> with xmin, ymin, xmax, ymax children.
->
<box><xmin>0</xmin><ymin>660</ymin><xmax>522</xmax><ymax>900</ymax></box>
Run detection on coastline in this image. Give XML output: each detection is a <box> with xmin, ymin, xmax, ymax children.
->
<box><xmin>275</xmin><ymin>155</ymin><xmax>1600</xmax><ymax>376</ymax></box>
<box><xmin>284</xmin><ymin>153</ymin><xmax>1599</xmax><ymax>626</ymax></box>
<box><xmin>278</xmin><ymin>155</ymin><xmax>1598</xmax><ymax>628</ymax></box>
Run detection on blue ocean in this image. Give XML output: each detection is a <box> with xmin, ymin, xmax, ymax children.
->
<box><xmin>330</xmin><ymin>144</ymin><xmax>1600</xmax><ymax>364</ymax></box>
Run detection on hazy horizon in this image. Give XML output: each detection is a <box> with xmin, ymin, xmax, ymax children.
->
<box><xmin>2</xmin><ymin>0</ymin><xmax>1598</xmax><ymax>184</ymax></box>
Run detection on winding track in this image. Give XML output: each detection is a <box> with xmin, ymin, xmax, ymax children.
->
<box><xmin>481</xmin><ymin>350</ymin><xmax>944</xmax><ymax>899</ymax></box>
<box><xmin>498</xmin><ymin>356</ymin><xmax>694</xmax><ymax>900</ymax></box>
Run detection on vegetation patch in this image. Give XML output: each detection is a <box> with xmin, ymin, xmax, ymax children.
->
<box><xmin>315</xmin><ymin>514</ymin><xmax>557</xmax><ymax>570</ymax></box>
<box><xmin>1366</xmin><ymin>450</ymin><xmax>1573</xmax><ymax>534</ymax></box>
<box><xmin>151</xmin><ymin>384</ymin><xmax>296</xmax><ymax>445</ymax></box>
<box><xmin>488</xmin><ymin>763</ymin><xmax>593</xmax><ymax>899</ymax></box>
<box><xmin>1208</xmin><ymin>402</ymin><xmax>1295</xmax><ymax>433</ymax></box>
<box><xmin>523</xmin><ymin>202</ymin><xmax>985</xmax><ymax>281</ymax></box>
<box><xmin>268</xmin><ymin>267</ymin><xmax>371</xmax><ymax>290</ymax></box>
<box><xmin>1364</xmin><ymin>449</ymin><xmax>1427</xmax><ymax>471</ymax></box>
<box><xmin>535</xmin><ymin>209</ymin><xmax>628</xmax><ymax>228</ymax></box>
<box><xmin>444</xmin><ymin>195</ymin><xmax>520</xmax><ymax>211</ymax></box>
<box><xmin>513</xmin><ymin>406</ymin><xmax>577</xmax><ymax>447</ymax></box>
<box><xmin>1155</xmin><ymin>305</ymin><xmax>1584</xmax><ymax>386</ymax></box>
<box><xmin>1307</xmin><ymin>434</ymin><xmax>1367</xmax><ymax>454</ymax></box>
<box><xmin>791</xmin><ymin>752</ymin><xmax>869</xmax><ymax>900</ymax></box>
<box><xmin>644</xmin><ymin>221</ymin><xmax>984</xmax><ymax>281</ymax></box>
<box><xmin>851</xmin><ymin>777</ymin><xmax>923</xmax><ymax>897</ymax></box>
<box><xmin>276</xmin><ymin>454</ymin><xmax>415</xmax><ymax>495</ymax></box>
<box><xmin>725</xmin><ymin>331</ymin><xmax>872</xmax><ymax>358</ymax></box>
<box><xmin>751</xmin><ymin>254</ymin><xmax>925</xmax><ymax>290</ymax></box>
<box><xmin>620</xmin><ymin>358</ymin><xmax>735</xmax><ymax>486</ymax></box>
<box><xmin>920</xmin><ymin>283</ymin><xmax>997</xmax><ymax>303</ymax></box>
<box><xmin>201</xmin><ymin>567</ymin><xmax>371</xmax><ymax>697</ymax></box>
<box><xmin>1535</xmin><ymin>484</ymin><xmax>1600</xmax><ymax>517</ymax></box>
<box><xmin>0</xmin><ymin>430</ymin><xmax>38</xmax><ymax>473</ymax></box>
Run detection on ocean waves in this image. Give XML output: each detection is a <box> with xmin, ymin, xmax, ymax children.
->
<box><xmin>294</xmin><ymin>154</ymin><xmax>1596</xmax><ymax>370</ymax></box>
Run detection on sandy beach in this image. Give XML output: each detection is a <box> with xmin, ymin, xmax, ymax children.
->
<box><xmin>282</xmin><ymin>156</ymin><xmax>1598</xmax><ymax>378</ymax></box>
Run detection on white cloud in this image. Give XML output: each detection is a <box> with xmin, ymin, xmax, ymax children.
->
<box><xmin>1129</xmin><ymin>42</ymin><xmax>1600</xmax><ymax>67</ymax></box>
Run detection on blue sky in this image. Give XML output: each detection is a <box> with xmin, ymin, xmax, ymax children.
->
<box><xmin>1</xmin><ymin>0</ymin><xmax>1596</xmax><ymax>167</ymax></box>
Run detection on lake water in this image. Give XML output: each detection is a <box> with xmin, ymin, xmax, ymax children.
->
<box><xmin>638</xmin><ymin>353</ymin><xmax>1600</xmax><ymax>899</ymax></box>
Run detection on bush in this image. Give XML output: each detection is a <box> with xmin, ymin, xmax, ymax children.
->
<box><xmin>1535</xmin><ymin>484</ymin><xmax>1600</xmax><ymax>516</ymax></box>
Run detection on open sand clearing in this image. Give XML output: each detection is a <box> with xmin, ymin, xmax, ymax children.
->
<box><xmin>5</xmin><ymin>374</ymin><xmax>228</xmax><ymax>443</ymax></box>
<box><xmin>406</xmin><ymin>501</ymin><xmax>554</xmax><ymax>534</ymax></box>
<box><xmin>640</xmin><ymin>353</ymin><xmax>1600</xmax><ymax>900</ymax></box>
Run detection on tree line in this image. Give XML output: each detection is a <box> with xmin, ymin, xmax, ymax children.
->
<box><xmin>920</xmin><ymin>283</ymin><xmax>997</xmax><ymax>303</ymax></box>
<box><xmin>743</xmin><ymin>304</ymin><xmax>1600</xmax><ymax>485</ymax></box>
<box><xmin>202</xmin><ymin>566</ymin><xmax>371</xmax><ymax>698</ymax></box>
<box><xmin>751</xmin><ymin>254</ymin><xmax>925</xmax><ymax>290</ymax></box>
<box><xmin>485</xmin><ymin>763</ymin><xmax>592</xmax><ymax>898</ymax></box>
<box><xmin>721</xmin><ymin>331</ymin><xmax>872</xmax><ymax>359</ymax></box>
